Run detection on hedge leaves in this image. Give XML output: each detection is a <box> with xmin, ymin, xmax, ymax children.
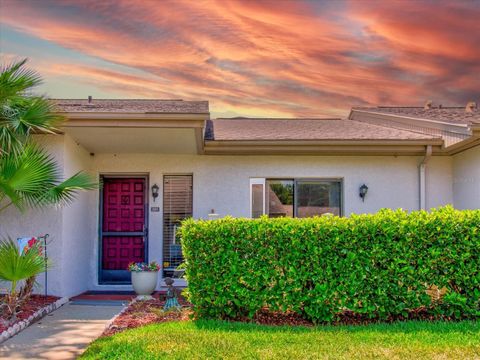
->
<box><xmin>181</xmin><ymin>207</ymin><xmax>480</xmax><ymax>323</ymax></box>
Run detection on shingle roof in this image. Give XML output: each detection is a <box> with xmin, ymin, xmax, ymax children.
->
<box><xmin>205</xmin><ymin>118</ymin><xmax>440</xmax><ymax>141</ymax></box>
<box><xmin>353</xmin><ymin>106</ymin><xmax>480</xmax><ymax>125</ymax></box>
<box><xmin>53</xmin><ymin>99</ymin><xmax>209</xmax><ymax>114</ymax></box>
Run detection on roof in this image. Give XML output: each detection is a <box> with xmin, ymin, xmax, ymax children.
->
<box><xmin>353</xmin><ymin>106</ymin><xmax>480</xmax><ymax>126</ymax></box>
<box><xmin>53</xmin><ymin>99</ymin><xmax>209</xmax><ymax>114</ymax></box>
<box><xmin>205</xmin><ymin>118</ymin><xmax>440</xmax><ymax>141</ymax></box>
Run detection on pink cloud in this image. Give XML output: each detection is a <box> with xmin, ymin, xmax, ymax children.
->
<box><xmin>1</xmin><ymin>0</ymin><xmax>478</xmax><ymax>116</ymax></box>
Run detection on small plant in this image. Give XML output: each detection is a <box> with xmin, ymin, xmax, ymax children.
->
<box><xmin>0</xmin><ymin>238</ymin><xmax>49</xmax><ymax>323</ymax></box>
<box><xmin>426</xmin><ymin>284</ymin><xmax>448</xmax><ymax>304</ymax></box>
<box><xmin>127</xmin><ymin>261</ymin><xmax>161</xmax><ymax>272</ymax></box>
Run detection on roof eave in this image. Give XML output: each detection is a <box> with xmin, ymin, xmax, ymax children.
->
<box><xmin>58</xmin><ymin>111</ymin><xmax>207</xmax><ymax>154</ymax></box>
<box><xmin>351</xmin><ymin>109</ymin><xmax>470</xmax><ymax>133</ymax></box>
<box><xmin>204</xmin><ymin>139</ymin><xmax>444</xmax><ymax>156</ymax></box>
<box><xmin>60</xmin><ymin>111</ymin><xmax>208</xmax><ymax>129</ymax></box>
<box><xmin>445</xmin><ymin>130</ymin><xmax>480</xmax><ymax>155</ymax></box>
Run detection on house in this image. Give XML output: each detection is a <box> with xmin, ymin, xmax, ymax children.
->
<box><xmin>1</xmin><ymin>98</ymin><xmax>479</xmax><ymax>297</ymax></box>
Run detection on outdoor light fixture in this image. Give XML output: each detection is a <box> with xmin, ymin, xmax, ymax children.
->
<box><xmin>151</xmin><ymin>183</ymin><xmax>159</xmax><ymax>202</ymax></box>
<box><xmin>359</xmin><ymin>184</ymin><xmax>368</xmax><ymax>202</ymax></box>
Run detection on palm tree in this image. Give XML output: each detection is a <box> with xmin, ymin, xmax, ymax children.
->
<box><xmin>0</xmin><ymin>59</ymin><xmax>97</xmax><ymax>213</ymax></box>
<box><xmin>0</xmin><ymin>59</ymin><xmax>97</xmax><ymax>321</ymax></box>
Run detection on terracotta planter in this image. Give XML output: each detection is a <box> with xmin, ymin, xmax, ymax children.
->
<box><xmin>131</xmin><ymin>271</ymin><xmax>158</xmax><ymax>299</ymax></box>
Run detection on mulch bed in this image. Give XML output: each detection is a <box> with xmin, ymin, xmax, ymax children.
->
<box><xmin>0</xmin><ymin>294</ymin><xmax>59</xmax><ymax>333</ymax></box>
<box><xmin>104</xmin><ymin>297</ymin><xmax>192</xmax><ymax>336</ymax></box>
<box><xmin>104</xmin><ymin>299</ymin><xmax>453</xmax><ymax>336</ymax></box>
<box><xmin>240</xmin><ymin>308</ymin><xmax>314</xmax><ymax>327</ymax></box>
<box><xmin>331</xmin><ymin>306</ymin><xmax>455</xmax><ymax>326</ymax></box>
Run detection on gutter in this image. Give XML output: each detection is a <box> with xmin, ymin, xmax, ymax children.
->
<box><xmin>419</xmin><ymin>145</ymin><xmax>432</xmax><ymax>210</ymax></box>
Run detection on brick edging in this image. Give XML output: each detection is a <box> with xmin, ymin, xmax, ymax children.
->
<box><xmin>0</xmin><ymin>296</ymin><xmax>69</xmax><ymax>344</ymax></box>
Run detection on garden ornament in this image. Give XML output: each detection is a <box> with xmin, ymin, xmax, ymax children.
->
<box><xmin>164</xmin><ymin>277</ymin><xmax>181</xmax><ymax>310</ymax></box>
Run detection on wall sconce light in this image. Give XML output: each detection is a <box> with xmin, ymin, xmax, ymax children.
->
<box><xmin>151</xmin><ymin>183</ymin><xmax>159</xmax><ymax>202</ymax></box>
<box><xmin>359</xmin><ymin>184</ymin><xmax>368</xmax><ymax>202</ymax></box>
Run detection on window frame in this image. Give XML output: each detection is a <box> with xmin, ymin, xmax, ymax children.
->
<box><xmin>249</xmin><ymin>178</ymin><xmax>266</xmax><ymax>218</ymax></box>
<box><xmin>251</xmin><ymin>177</ymin><xmax>344</xmax><ymax>218</ymax></box>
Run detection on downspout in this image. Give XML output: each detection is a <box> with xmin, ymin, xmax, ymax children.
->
<box><xmin>419</xmin><ymin>145</ymin><xmax>432</xmax><ymax>210</ymax></box>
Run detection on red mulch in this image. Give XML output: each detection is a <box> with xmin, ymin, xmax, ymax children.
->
<box><xmin>104</xmin><ymin>299</ymin><xmax>192</xmax><ymax>336</ymax></box>
<box><xmin>0</xmin><ymin>295</ymin><xmax>59</xmax><ymax>333</ymax></box>
<box><xmin>330</xmin><ymin>306</ymin><xmax>454</xmax><ymax>326</ymax></box>
<box><xmin>104</xmin><ymin>299</ymin><xmax>454</xmax><ymax>336</ymax></box>
<box><xmin>240</xmin><ymin>308</ymin><xmax>314</xmax><ymax>327</ymax></box>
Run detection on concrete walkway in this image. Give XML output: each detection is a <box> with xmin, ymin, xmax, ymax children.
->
<box><xmin>0</xmin><ymin>303</ymin><xmax>120</xmax><ymax>360</ymax></box>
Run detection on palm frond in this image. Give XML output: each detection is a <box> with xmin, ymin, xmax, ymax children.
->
<box><xmin>0</xmin><ymin>238</ymin><xmax>48</xmax><ymax>284</ymax></box>
<box><xmin>0</xmin><ymin>142</ymin><xmax>97</xmax><ymax>212</ymax></box>
<box><xmin>44</xmin><ymin>171</ymin><xmax>98</xmax><ymax>206</ymax></box>
<box><xmin>5</xmin><ymin>97</ymin><xmax>63</xmax><ymax>133</ymax></box>
<box><xmin>0</xmin><ymin>59</ymin><xmax>42</xmax><ymax>103</ymax></box>
<box><xmin>0</xmin><ymin>59</ymin><xmax>64</xmax><ymax>154</ymax></box>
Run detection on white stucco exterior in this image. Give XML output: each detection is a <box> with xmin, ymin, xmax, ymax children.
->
<box><xmin>60</xmin><ymin>135</ymin><xmax>95</xmax><ymax>296</ymax></box>
<box><xmin>1</xmin><ymin>132</ymin><xmax>478</xmax><ymax>297</ymax></box>
<box><xmin>453</xmin><ymin>146</ymin><xmax>480</xmax><ymax>210</ymax></box>
<box><xmin>0</xmin><ymin>136</ymin><xmax>65</xmax><ymax>295</ymax></box>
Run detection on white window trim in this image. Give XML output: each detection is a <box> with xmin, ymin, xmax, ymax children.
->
<box><xmin>249</xmin><ymin>178</ymin><xmax>265</xmax><ymax>218</ymax></box>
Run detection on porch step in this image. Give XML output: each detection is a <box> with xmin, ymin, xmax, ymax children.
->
<box><xmin>69</xmin><ymin>299</ymin><xmax>126</xmax><ymax>306</ymax></box>
<box><xmin>70</xmin><ymin>290</ymin><xmax>171</xmax><ymax>304</ymax></box>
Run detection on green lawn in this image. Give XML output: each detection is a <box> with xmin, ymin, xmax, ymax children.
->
<box><xmin>81</xmin><ymin>320</ymin><xmax>480</xmax><ymax>359</ymax></box>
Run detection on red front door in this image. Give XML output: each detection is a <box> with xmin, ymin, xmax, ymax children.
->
<box><xmin>100</xmin><ymin>177</ymin><xmax>147</xmax><ymax>283</ymax></box>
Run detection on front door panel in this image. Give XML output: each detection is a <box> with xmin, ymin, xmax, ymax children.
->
<box><xmin>100</xmin><ymin>177</ymin><xmax>147</xmax><ymax>283</ymax></box>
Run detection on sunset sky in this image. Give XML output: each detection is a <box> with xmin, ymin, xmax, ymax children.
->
<box><xmin>1</xmin><ymin>0</ymin><xmax>479</xmax><ymax>118</ymax></box>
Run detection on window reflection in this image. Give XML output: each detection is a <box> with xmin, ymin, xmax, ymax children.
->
<box><xmin>296</xmin><ymin>180</ymin><xmax>341</xmax><ymax>217</ymax></box>
<box><xmin>265</xmin><ymin>179</ymin><xmax>341</xmax><ymax>218</ymax></box>
<box><xmin>266</xmin><ymin>179</ymin><xmax>294</xmax><ymax>217</ymax></box>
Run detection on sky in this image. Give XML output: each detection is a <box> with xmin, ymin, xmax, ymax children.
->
<box><xmin>0</xmin><ymin>0</ymin><xmax>479</xmax><ymax>118</ymax></box>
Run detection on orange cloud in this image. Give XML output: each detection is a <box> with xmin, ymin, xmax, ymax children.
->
<box><xmin>1</xmin><ymin>0</ymin><xmax>478</xmax><ymax>116</ymax></box>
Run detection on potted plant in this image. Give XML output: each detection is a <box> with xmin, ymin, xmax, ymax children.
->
<box><xmin>127</xmin><ymin>261</ymin><xmax>161</xmax><ymax>300</ymax></box>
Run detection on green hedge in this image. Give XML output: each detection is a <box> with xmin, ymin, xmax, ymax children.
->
<box><xmin>181</xmin><ymin>207</ymin><xmax>480</xmax><ymax>323</ymax></box>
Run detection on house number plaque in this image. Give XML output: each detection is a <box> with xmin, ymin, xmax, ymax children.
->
<box><xmin>151</xmin><ymin>207</ymin><xmax>160</xmax><ymax>212</ymax></box>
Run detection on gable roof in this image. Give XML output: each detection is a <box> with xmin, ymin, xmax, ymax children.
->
<box><xmin>53</xmin><ymin>99</ymin><xmax>209</xmax><ymax>114</ymax></box>
<box><xmin>52</xmin><ymin>99</ymin><xmax>460</xmax><ymax>156</ymax></box>
<box><xmin>352</xmin><ymin>106</ymin><xmax>480</xmax><ymax>126</ymax></box>
<box><xmin>205</xmin><ymin>118</ymin><xmax>440</xmax><ymax>141</ymax></box>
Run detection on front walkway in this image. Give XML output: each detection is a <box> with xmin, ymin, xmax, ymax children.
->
<box><xmin>0</xmin><ymin>303</ymin><xmax>120</xmax><ymax>360</ymax></box>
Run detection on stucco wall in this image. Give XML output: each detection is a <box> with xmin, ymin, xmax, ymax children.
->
<box><xmin>86</xmin><ymin>153</ymin><xmax>452</xmax><ymax>290</ymax></box>
<box><xmin>1</xmin><ymin>137</ymin><xmax>457</xmax><ymax>295</ymax></box>
<box><xmin>453</xmin><ymin>145</ymin><xmax>480</xmax><ymax>209</ymax></box>
<box><xmin>426</xmin><ymin>156</ymin><xmax>453</xmax><ymax>209</ymax></box>
<box><xmin>60</xmin><ymin>134</ymin><xmax>95</xmax><ymax>297</ymax></box>
<box><xmin>0</xmin><ymin>135</ymin><xmax>65</xmax><ymax>296</ymax></box>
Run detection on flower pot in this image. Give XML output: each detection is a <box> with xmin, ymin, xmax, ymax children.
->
<box><xmin>131</xmin><ymin>271</ymin><xmax>158</xmax><ymax>299</ymax></box>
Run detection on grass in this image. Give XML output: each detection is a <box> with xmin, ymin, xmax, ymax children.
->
<box><xmin>81</xmin><ymin>320</ymin><xmax>480</xmax><ymax>359</ymax></box>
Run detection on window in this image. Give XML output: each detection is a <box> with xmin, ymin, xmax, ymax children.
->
<box><xmin>250</xmin><ymin>178</ymin><xmax>265</xmax><ymax>218</ymax></box>
<box><xmin>250</xmin><ymin>178</ymin><xmax>342</xmax><ymax>218</ymax></box>
<box><xmin>163</xmin><ymin>175</ymin><xmax>192</xmax><ymax>277</ymax></box>
<box><xmin>296</xmin><ymin>180</ymin><xmax>341</xmax><ymax>217</ymax></box>
<box><xmin>266</xmin><ymin>179</ymin><xmax>294</xmax><ymax>217</ymax></box>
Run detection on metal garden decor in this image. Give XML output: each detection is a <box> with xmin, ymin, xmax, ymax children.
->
<box><xmin>163</xmin><ymin>277</ymin><xmax>181</xmax><ymax>310</ymax></box>
<box><xmin>17</xmin><ymin>234</ymin><xmax>49</xmax><ymax>298</ymax></box>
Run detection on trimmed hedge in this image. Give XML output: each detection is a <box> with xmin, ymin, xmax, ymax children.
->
<box><xmin>181</xmin><ymin>207</ymin><xmax>480</xmax><ymax>323</ymax></box>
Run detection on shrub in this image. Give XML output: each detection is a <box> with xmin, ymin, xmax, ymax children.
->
<box><xmin>0</xmin><ymin>238</ymin><xmax>49</xmax><ymax>322</ymax></box>
<box><xmin>181</xmin><ymin>206</ymin><xmax>480</xmax><ymax>323</ymax></box>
